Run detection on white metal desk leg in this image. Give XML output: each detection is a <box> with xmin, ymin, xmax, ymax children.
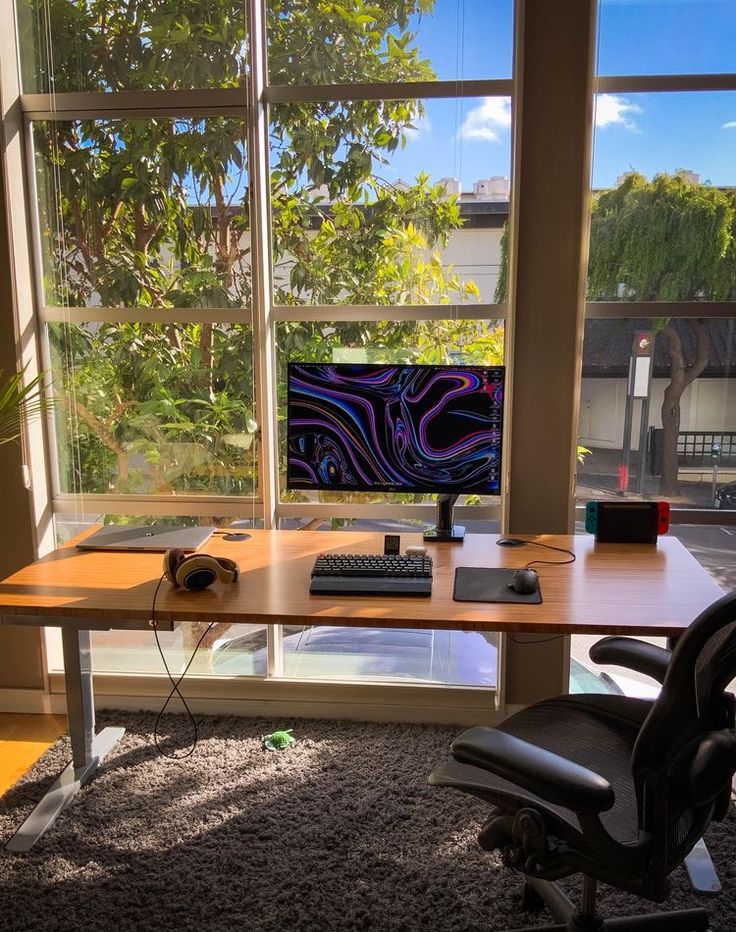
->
<box><xmin>6</xmin><ymin>628</ymin><xmax>125</xmax><ymax>853</ymax></box>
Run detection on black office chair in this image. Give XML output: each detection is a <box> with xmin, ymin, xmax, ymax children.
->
<box><xmin>589</xmin><ymin>632</ymin><xmax>723</xmax><ymax>895</ymax></box>
<box><xmin>429</xmin><ymin>591</ymin><xmax>736</xmax><ymax>931</ymax></box>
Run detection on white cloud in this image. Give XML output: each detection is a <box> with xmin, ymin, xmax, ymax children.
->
<box><xmin>723</xmin><ymin>121</ymin><xmax>736</xmax><ymax>130</ymax></box>
<box><xmin>459</xmin><ymin>95</ymin><xmax>638</xmax><ymax>140</ymax></box>
<box><xmin>460</xmin><ymin>98</ymin><xmax>511</xmax><ymax>142</ymax></box>
<box><xmin>595</xmin><ymin>94</ymin><xmax>642</xmax><ymax>130</ymax></box>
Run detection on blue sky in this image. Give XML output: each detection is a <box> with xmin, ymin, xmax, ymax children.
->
<box><xmin>377</xmin><ymin>0</ymin><xmax>736</xmax><ymax>191</ymax></box>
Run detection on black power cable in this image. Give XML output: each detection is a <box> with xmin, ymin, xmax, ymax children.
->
<box><xmin>150</xmin><ymin>572</ymin><xmax>214</xmax><ymax>759</ymax></box>
<box><xmin>497</xmin><ymin>539</ymin><xmax>576</xmax><ymax>644</ymax></box>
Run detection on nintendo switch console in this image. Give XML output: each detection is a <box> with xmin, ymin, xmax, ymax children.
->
<box><xmin>585</xmin><ymin>500</ymin><xmax>670</xmax><ymax>544</ymax></box>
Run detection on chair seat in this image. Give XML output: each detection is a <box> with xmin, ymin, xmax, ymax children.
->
<box><xmin>431</xmin><ymin>694</ymin><xmax>652</xmax><ymax>845</ymax></box>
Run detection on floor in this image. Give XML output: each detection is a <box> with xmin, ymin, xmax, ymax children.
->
<box><xmin>0</xmin><ymin>713</ymin><xmax>66</xmax><ymax>796</ymax></box>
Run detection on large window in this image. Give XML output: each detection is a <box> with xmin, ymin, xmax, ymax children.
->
<box><xmin>570</xmin><ymin>0</ymin><xmax>736</xmax><ymax>697</ymax></box>
<box><xmin>16</xmin><ymin>0</ymin><xmax>514</xmax><ymax>690</ymax></box>
<box><xmin>10</xmin><ymin>2</ymin><xmax>732</xmax><ymax>704</ymax></box>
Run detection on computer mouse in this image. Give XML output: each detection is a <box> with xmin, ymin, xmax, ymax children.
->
<box><xmin>496</xmin><ymin>537</ymin><xmax>527</xmax><ymax>547</ymax></box>
<box><xmin>509</xmin><ymin>568</ymin><xmax>539</xmax><ymax>595</ymax></box>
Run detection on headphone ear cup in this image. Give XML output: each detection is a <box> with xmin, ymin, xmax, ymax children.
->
<box><xmin>180</xmin><ymin>562</ymin><xmax>217</xmax><ymax>591</ymax></box>
<box><xmin>164</xmin><ymin>552</ymin><xmax>240</xmax><ymax>591</ymax></box>
<box><xmin>214</xmin><ymin>557</ymin><xmax>239</xmax><ymax>583</ymax></box>
<box><xmin>163</xmin><ymin>548</ymin><xmax>186</xmax><ymax>586</ymax></box>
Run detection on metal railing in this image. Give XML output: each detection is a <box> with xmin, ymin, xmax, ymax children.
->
<box><xmin>648</xmin><ymin>428</ymin><xmax>736</xmax><ymax>475</ymax></box>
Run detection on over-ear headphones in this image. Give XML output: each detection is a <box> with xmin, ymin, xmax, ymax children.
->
<box><xmin>163</xmin><ymin>548</ymin><xmax>240</xmax><ymax>591</ymax></box>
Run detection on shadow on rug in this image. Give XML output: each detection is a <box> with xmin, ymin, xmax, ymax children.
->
<box><xmin>1</xmin><ymin>712</ymin><xmax>735</xmax><ymax>932</ymax></box>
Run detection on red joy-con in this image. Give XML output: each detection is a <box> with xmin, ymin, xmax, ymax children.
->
<box><xmin>657</xmin><ymin>501</ymin><xmax>670</xmax><ymax>535</ymax></box>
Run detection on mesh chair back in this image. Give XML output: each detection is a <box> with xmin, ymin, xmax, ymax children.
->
<box><xmin>632</xmin><ymin>590</ymin><xmax>736</xmax><ymax>868</ymax></box>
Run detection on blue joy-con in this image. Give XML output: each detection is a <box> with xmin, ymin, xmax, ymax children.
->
<box><xmin>585</xmin><ymin>501</ymin><xmax>598</xmax><ymax>534</ymax></box>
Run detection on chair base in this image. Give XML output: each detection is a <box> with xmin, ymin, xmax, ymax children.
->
<box><xmin>511</xmin><ymin>877</ymin><xmax>709</xmax><ymax>932</ymax></box>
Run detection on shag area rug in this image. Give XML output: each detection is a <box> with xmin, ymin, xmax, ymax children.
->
<box><xmin>1</xmin><ymin>712</ymin><xmax>736</xmax><ymax>932</ymax></box>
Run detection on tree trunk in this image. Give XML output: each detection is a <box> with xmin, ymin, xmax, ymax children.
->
<box><xmin>660</xmin><ymin>369</ymin><xmax>683</xmax><ymax>497</ymax></box>
<box><xmin>659</xmin><ymin>320</ymin><xmax>711</xmax><ymax>497</ymax></box>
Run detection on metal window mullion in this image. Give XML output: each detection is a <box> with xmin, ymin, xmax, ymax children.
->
<box><xmin>265</xmin><ymin>78</ymin><xmax>512</xmax><ymax>104</ymax></box>
<box><xmin>248</xmin><ymin>0</ymin><xmax>278</xmax><ymax>534</ymax></box>
<box><xmin>43</xmin><ymin>306</ymin><xmax>253</xmax><ymax>324</ymax></box>
<box><xmin>247</xmin><ymin>0</ymin><xmax>282</xmax><ymax>676</ymax></box>
<box><xmin>52</xmin><ymin>494</ymin><xmax>261</xmax><ymax>520</ymax></box>
<box><xmin>272</xmin><ymin>303</ymin><xmax>507</xmax><ymax>322</ymax></box>
<box><xmin>276</xmin><ymin>502</ymin><xmax>500</xmax><ymax>520</ymax></box>
<box><xmin>21</xmin><ymin>87</ymin><xmax>247</xmax><ymax>119</ymax></box>
<box><xmin>586</xmin><ymin>302</ymin><xmax>736</xmax><ymax>319</ymax></box>
<box><xmin>24</xmin><ymin>107</ymin><xmax>248</xmax><ymax>121</ymax></box>
<box><xmin>596</xmin><ymin>74</ymin><xmax>736</xmax><ymax>94</ymax></box>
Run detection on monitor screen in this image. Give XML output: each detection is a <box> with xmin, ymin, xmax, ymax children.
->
<box><xmin>286</xmin><ymin>363</ymin><xmax>505</xmax><ymax>494</ymax></box>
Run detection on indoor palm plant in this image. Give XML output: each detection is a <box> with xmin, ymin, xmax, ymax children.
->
<box><xmin>0</xmin><ymin>367</ymin><xmax>50</xmax><ymax>445</ymax></box>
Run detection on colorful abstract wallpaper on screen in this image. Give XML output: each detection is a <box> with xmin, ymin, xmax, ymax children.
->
<box><xmin>287</xmin><ymin>364</ymin><xmax>504</xmax><ymax>494</ymax></box>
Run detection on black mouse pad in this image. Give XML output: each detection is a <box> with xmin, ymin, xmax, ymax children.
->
<box><xmin>453</xmin><ymin>567</ymin><xmax>543</xmax><ymax>604</ymax></box>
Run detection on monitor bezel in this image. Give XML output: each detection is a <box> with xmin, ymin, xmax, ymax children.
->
<box><xmin>286</xmin><ymin>361</ymin><xmax>505</xmax><ymax>496</ymax></box>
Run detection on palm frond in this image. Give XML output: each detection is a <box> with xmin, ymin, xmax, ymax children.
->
<box><xmin>0</xmin><ymin>368</ymin><xmax>53</xmax><ymax>447</ymax></box>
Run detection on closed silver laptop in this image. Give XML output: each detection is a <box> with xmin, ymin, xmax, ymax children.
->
<box><xmin>76</xmin><ymin>524</ymin><xmax>216</xmax><ymax>552</ymax></box>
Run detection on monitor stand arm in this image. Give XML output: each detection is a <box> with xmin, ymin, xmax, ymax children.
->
<box><xmin>423</xmin><ymin>494</ymin><xmax>465</xmax><ymax>542</ymax></box>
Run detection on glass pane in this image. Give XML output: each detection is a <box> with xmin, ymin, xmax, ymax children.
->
<box><xmin>590</xmin><ymin>92</ymin><xmax>736</xmax><ymax>199</ymax></box>
<box><xmin>597</xmin><ymin>0</ymin><xmax>736</xmax><ymax>76</ymax></box>
<box><xmin>276</xmin><ymin>318</ymin><xmax>505</xmax><ymax>504</ymax></box>
<box><xmin>50</xmin><ymin>322</ymin><xmax>257</xmax><ymax>497</ymax></box>
<box><xmin>270</xmin><ymin>97</ymin><xmax>510</xmax><ymax>306</ymax></box>
<box><xmin>34</xmin><ymin>118</ymin><xmax>250</xmax><ymax>309</ymax></box>
<box><xmin>17</xmin><ymin>1</ymin><xmax>247</xmax><ymax>93</ymax></box>
<box><xmin>281</xmin><ymin>625</ymin><xmax>497</xmax><ymax>687</ymax></box>
<box><xmin>576</xmin><ymin>318</ymin><xmax>736</xmax><ymax>510</ymax></box>
<box><xmin>47</xmin><ymin>514</ymin><xmax>264</xmax><ymax>677</ymax></box>
<box><xmin>570</xmin><ymin>634</ymin><xmax>666</xmax><ymax>698</ymax></box>
<box><xmin>267</xmin><ymin>0</ymin><xmax>513</xmax><ymax>85</ymax></box>
<box><xmin>584</xmin><ymin>89</ymin><xmax>736</xmax><ymax>512</ymax></box>
<box><xmin>91</xmin><ymin>620</ymin><xmax>268</xmax><ymax>676</ymax></box>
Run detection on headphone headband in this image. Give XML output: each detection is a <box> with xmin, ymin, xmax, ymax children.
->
<box><xmin>163</xmin><ymin>549</ymin><xmax>240</xmax><ymax>591</ymax></box>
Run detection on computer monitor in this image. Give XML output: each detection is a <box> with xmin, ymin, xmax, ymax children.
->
<box><xmin>286</xmin><ymin>362</ymin><xmax>505</xmax><ymax>540</ymax></box>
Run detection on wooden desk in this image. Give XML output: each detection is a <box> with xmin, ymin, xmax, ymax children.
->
<box><xmin>0</xmin><ymin>530</ymin><xmax>723</xmax><ymax>635</ymax></box>
<box><xmin>0</xmin><ymin>530</ymin><xmax>723</xmax><ymax>851</ymax></box>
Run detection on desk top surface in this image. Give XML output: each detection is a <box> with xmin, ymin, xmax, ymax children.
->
<box><xmin>0</xmin><ymin>529</ymin><xmax>724</xmax><ymax>636</ymax></box>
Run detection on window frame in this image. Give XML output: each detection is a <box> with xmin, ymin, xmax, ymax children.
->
<box><xmin>16</xmin><ymin>30</ymin><xmax>515</xmax><ymax>528</ymax></box>
<box><xmin>578</xmin><ymin>70</ymin><xmax>736</xmax><ymax>526</ymax></box>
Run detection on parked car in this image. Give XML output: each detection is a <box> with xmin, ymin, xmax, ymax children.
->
<box><xmin>211</xmin><ymin>625</ymin><xmax>623</xmax><ymax>694</ymax></box>
<box><xmin>715</xmin><ymin>481</ymin><xmax>736</xmax><ymax>509</ymax></box>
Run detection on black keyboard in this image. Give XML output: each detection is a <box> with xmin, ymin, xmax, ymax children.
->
<box><xmin>310</xmin><ymin>552</ymin><xmax>433</xmax><ymax>596</ymax></box>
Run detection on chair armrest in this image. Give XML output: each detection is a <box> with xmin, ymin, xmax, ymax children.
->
<box><xmin>589</xmin><ymin>636</ymin><xmax>672</xmax><ymax>684</ymax></box>
<box><xmin>451</xmin><ymin>726</ymin><xmax>614</xmax><ymax>814</ymax></box>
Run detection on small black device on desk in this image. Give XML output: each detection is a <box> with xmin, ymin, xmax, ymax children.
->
<box><xmin>310</xmin><ymin>552</ymin><xmax>433</xmax><ymax>596</ymax></box>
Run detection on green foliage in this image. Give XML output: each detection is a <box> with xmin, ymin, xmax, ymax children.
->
<box><xmin>0</xmin><ymin>368</ymin><xmax>51</xmax><ymax>446</ymax></box>
<box><xmin>30</xmin><ymin>0</ymin><xmax>500</xmax><ymax>501</ymax></box>
<box><xmin>495</xmin><ymin>171</ymin><xmax>736</xmax><ymax>486</ymax></box>
<box><xmin>588</xmin><ymin>172</ymin><xmax>736</xmax><ymax>302</ymax></box>
<box><xmin>587</xmin><ymin>172</ymin><xmax>736</xmax><ymax>494</ymax></box>
<box><xmin>496</xmin><ymin>170</ymin><xmax>736</xmax><ymax>305</ymax></box>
